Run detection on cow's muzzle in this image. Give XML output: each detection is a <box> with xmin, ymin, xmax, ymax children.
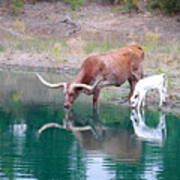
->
<box><xmin>64</xmin><ymin>102</ymin><xmax>71</xmax><ymax>109</ymax></box>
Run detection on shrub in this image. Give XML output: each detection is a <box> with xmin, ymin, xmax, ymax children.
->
<box><xmin>63</xmin><ymin>0</ymin><xmax>84</xmax><ymax>10</ymax></box>
<box><xmin>109</xmin><ymin>0</ymin><xmax>180</xmax><ymax>14</ymax></box>
<box><xmin>10</xmin><ymin>0</ymin><xmax>24</xmax><ymax>15</ymax></box>
<box><xmin>146</xmin><ymin>0</ymin><xmax>180</xmax><ymax>14</ymax></box>
<box><xmin>158</xmin><ymin>0</ymin><xmax>180</xmax><ymax>13</ymax></box>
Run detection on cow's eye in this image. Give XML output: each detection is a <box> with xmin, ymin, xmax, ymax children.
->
<box><xmin>135</xmin><ymin>94</ymin><xmax>139</xmax><ymax>99</ymax></box>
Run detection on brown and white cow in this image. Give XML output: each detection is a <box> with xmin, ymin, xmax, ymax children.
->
<box><xmin>35</xmin><ymin>44</ymin><xmax>144</xmax><ymax>108</ymax></box>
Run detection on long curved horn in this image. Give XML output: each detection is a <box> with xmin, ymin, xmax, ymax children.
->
<box><xmin>35</xmin><ymin>73</ymin><xmax>66</xmax><ymax>88</ymax></box>
<box><xmin>72</xmin><ymin>83</ymin><xmax>94</xmax><ymax>91</ymax></box>
<box><xmin>71</xmin><ymin>79</ymin><xmax>102</xmax><ymax>91</ymax></box>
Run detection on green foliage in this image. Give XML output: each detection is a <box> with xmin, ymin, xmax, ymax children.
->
<box><xmin>124</xmin><ymin>0</ymin><xmax>138</xmax><ymax>10</ymax></box>
<box><xmin>103</xmin><ymin>0</ymin><xmax>123</xmax><ymax>4</ymax></box>
<box><xmin>107</xmin><ymin>0</ymin><xmax>138</xmax><ymax>12</ymax></box>
<box><xmin>159</xmin><ymin>0</ymin><xmax>180</xmax><ymax>13</ymax></box>
<box><xmin>146</xmin><ymin>0</ymin><xmax>160</xmax><ymax>11</ymax></box>
<box><xmin>63</xmin><ymin>0</ymin><xmax>84</xmax><ymax>10</ymax></box>
<box><xmin>112</xmin><ymin>0</ymin><xmax>180</xmax><ymax>13</ymax></box>
<box><xmin>10</xmin><ymin>0</ymin><xmax>24</xmax><ymax>15</ymax></box>
<box><xmin>157</xmin><ymin>67</ymin><xmax>163</xmax><ymax>74</ymax></box>
<box><xmin>146</xmin><ymin>0</ymin><xmax>180</xmax><ymax>14</ymax></box>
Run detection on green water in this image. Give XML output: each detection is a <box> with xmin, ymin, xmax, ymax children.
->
<box><xmin>0</xmin><ymin>71</ymin><xmax>180</xmax><ymax>180</ymax></box>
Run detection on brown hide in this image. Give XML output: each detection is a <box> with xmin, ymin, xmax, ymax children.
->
<box><xmin>36</xmin><ymin>44</ymin><xmax>144</xmax><ymax>108</ymax></box>
<box><xmin>67</xmin><ymin>44</ymin><xmax>144</xmax><ymax>107</ymax></box>
<box><xmin>73</xmin><ymin>44</ymin><xmax>144</xmax><ymax>86</ymax></box>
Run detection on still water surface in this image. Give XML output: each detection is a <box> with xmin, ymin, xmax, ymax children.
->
<box><xmin>0</xmin><ymin>71</ymin><xmax>179</xmax><ymax>180</ymax></box>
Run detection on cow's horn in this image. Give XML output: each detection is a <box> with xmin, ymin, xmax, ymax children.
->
<box><xmin>72</xmin><ymin>79</ymin><xmax>102</xmax><ymax>91</ymax></box>
<box><xmin>35</xmin><ymin>73</ymin><xmax>66</xmax><ymax>88</ymax></box>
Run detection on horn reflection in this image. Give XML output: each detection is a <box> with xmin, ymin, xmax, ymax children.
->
<box><xmin>38</xmin><ymin>108</ymin><xmax>142</xmax><ymax>163</ymax></box>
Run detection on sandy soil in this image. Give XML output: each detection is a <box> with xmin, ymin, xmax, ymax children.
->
<box><xmin>1</xmin><ymin>2</ymin><xmax>180</xmax><ymax>41</ymax></box>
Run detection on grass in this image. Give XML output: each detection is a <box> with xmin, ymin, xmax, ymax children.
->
<box><xmin>0</xmin><ymin>34</ymin><xmax>69</xmax><ymax>60</ymax></box>
<box><xmin>101</xmin><ymin>89</ymin><xmax>122</xmax><ymax>101</ymax></box>
<box><xmin>1</xmin><ymin>28</ymin><xmax>180</xmax><ymax>75</ymax></box>
<box><xmin>84</xmin><ymin>38</ymin><xmax>127</xmax><ymax>54</ymax></box>
<box><xmin>101</xmin><ymin>83</ymin><xmax>130</xmax><ymax>102</ymax></box>
<box><xmin>143</xmin><ymin>40</ymin><xmax>180</xmax><ymax>69</ymax></box>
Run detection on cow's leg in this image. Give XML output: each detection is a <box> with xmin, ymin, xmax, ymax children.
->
<box><xmin>162</xmin><ymin>86</ymin><xmax>167</xmax><ymax>104</ymax></box>
<box><xmin>128</xmin><ymin>78</ymin><xmax>137</xmax><ymax>102</ymax></box>
<box><xmin>137</xmin><ymin>95</ymin><xmax>142</xmax><ymax>111</ymax></box>
<box><xmin>138</xmin><ymin>92</ymin><xmax>145</xmax><ymax>110</ymax></box>
<box><xmin>93</xmin><ymin>88</ymin><xmax>100</xmax><ymax>108</ymax></box>
<box><xmin>128</xmin><ymin>67</ymin><xmax>144</xmax><ymax>102</ymax></box>
<box><xmin>159</xmin><ymin>88</ymin><xmax>165</xmax><ymax>107</ymax></box>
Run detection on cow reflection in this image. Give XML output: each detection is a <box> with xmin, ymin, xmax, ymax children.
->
<box><xmin>38</xmin><ymin>109</ymin><xmax>142</xmax><ymax>163</ymax></box>
<box><xmin>130</xmin><ymin>109</ymin><xmax>166</xmax><ymax>144</ymax></box>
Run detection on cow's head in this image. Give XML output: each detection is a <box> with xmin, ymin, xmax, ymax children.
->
<box><xmin>130</xmin><ymin>93</ymin><xmax>139</xmax><ymax>108</ymax></box>
<box><xmin>63</xmin><ymin>82</ymin><xmax>96</xmax><ymax>108</ymax></box>
<box><xmin>35</xmin><ymin>73</ymin><xmax>99</xmax><ymax>108</ymax></box>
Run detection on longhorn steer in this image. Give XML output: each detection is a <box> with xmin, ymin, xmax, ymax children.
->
<box><xmin>35</xmin><ymin>44</ymin><xmax>144</xmax><ymax>108</ymax></box>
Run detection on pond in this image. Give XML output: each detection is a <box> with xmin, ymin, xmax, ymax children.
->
<box><xmin>0</xmin><ymin>70</ymin><xmax>179</xmax><ymax>180</ymax></box>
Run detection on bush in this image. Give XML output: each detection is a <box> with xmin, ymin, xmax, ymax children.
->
<box><xmin>63</xmin><ymin>0</ymin><xmax>84</xmax><ymax>10</ymax></box>
<box><xmin>105</xmin><ymin>0</ymin><xmax>139</xmax><ymax>12</ymax></box>
<box><xmin>159</xmin><ymin>0</ymin><xmax>180</xmax><ymax>13</ymax></box>
<box><xmin>108</xmin><ymin>0</ymin><xmax>180</xmax><ymax>14</ymax></box>
<box><xmin>147</xmin><ymin>0</ymin><xmax>180</xmax><ymax>14</ymax></box>
<box><xmin>10</xmin><ymin>0</ymin><xmax>24</xmax><ymax>15</ymax></box>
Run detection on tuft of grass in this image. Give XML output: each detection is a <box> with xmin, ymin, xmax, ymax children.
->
<box><xmin>51</xmin><ymin>42</ymin><xmax>67</xmax><ymax>63</ymax></box>
<box><xmin>83</xmin><ymin>41</ymin><xmax>96</xmax><ymax>54</ymax></box>
<box><xmin>13</xmin><ymin>19</ymin><xmax>25</xmax><ymax>34</ymax></box>
<box><xmin>145</xmin><ymin>31</ymin><xmax>159</xmax><ymax>49</ymax></box>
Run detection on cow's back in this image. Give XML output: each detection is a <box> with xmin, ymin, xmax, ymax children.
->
<box><xmin>76</xmin><ymin>44</ymin><xmax>144</xmax><ymax>84</ymax></box>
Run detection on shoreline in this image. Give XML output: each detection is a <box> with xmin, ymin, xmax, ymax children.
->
<box><xmin>0</xmin><ymin>63</ymin><xmax>179</xmax><ymax>117</ymax></box>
